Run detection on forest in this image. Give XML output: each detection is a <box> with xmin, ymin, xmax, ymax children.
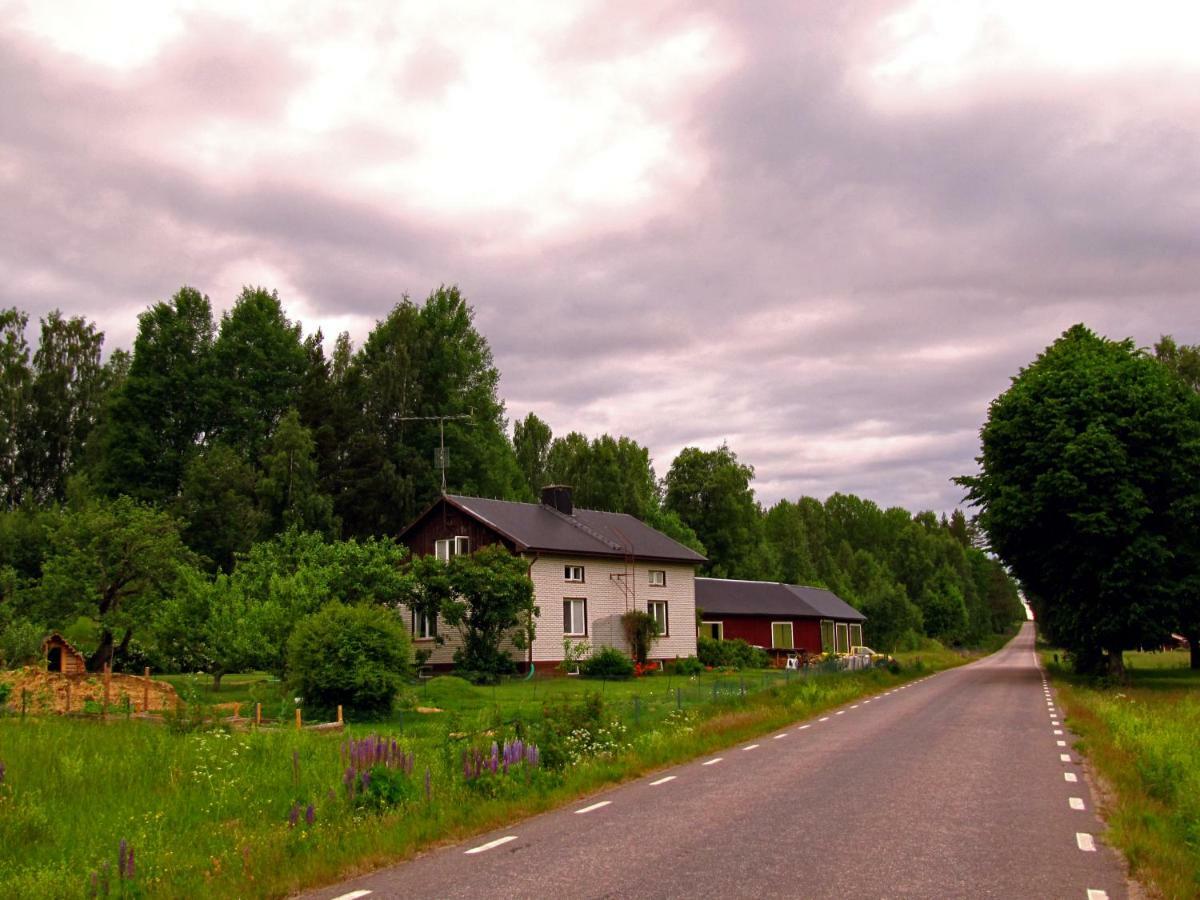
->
<box><xmin>0</xmin><ymin>284</ymin><xmax>1024</xmax><ymax>679</ymax></box>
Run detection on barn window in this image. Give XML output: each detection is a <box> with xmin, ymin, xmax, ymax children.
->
<box><xmin>836</xmin><ymin>622</ymin><xmax>850</xmax><ymax>654</ymax></box>
<box><xmin>849</xmin><ymin>623</ymin><xmax>863</xmax><ymax>649</ymax></box>
<box><xmin>820</xmin><ymin>619</ymin><xmax>835</xmax><ymax>653</ymax></box>
<box><xmin>771</xmin><ymin>622</ymin><xmax>794</xmax><ymax>650</ymax></box>
<box><xmin>699</xmin><ymin>621</ymin><xmax>723</xmax><ymax>641</ymax></box>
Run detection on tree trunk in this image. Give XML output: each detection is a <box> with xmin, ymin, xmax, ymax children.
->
<box><xmin>212</xmin><ymin>671</ymin><xmax>223</xmax><ymax>692</ymax></box>
<box><xmin>1105</xmin><ymin>646</ymin><xmax>1127</xmax><ymax>680</ymax></box>
<box><xmin>87</xmin><ymin>629</ymin><xmax>114</xmax><ymax>672</ymax></box>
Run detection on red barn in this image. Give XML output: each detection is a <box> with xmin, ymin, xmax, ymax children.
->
<box><xmin>694</xmin><ymin>578</ymin><xmax>867</xmax><ymax>663</ymax></box>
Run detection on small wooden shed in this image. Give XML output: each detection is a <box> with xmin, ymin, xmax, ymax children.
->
<box><xmin>42</xmin><ymin>632</ymin><xmax>88</xmax><ymax>674</ymax></box>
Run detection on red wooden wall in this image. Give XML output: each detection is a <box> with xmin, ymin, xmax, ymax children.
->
<box><xmin>713</xmin><ymin>615</ymin><xmax>825</xmax><ymax>653</ymax></box>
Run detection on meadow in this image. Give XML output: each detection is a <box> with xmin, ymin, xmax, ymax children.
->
<box><xmin>0</xmin><ymin>648</ymin><xmax>968</xmax><ymax>899</ymax></box>
<box><xmin>1048</xmin><ymin>648</ymin><xmax>1200</xmax><ymax>900</ymax></box>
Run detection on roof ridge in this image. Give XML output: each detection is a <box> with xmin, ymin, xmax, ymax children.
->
<box><xmin>544</xmin><ymin>505</ymin><xmax>627</xmax><ymax>554</ymax></box>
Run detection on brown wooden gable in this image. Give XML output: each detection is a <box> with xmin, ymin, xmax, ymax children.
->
<box><xmin>400</xmin><ymin>496</ymin><xmax>519</xmax><ymax>559</ymax></box>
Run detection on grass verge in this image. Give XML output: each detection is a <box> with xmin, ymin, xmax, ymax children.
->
<box><xmin>1045</xmin><ymin>648</ymin><xmax>1200</xmax><ymax>900</ymax></box>
<box><xmin>1</xmin><ymin>646</ymin><xmax>984</xmax><ymax>899</ymax></box>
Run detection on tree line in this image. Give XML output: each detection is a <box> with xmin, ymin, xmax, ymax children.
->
<box><xmin>1</xmin><ymin>283</ymin><xmax>1024</xmax><ymax>677</ymax></box>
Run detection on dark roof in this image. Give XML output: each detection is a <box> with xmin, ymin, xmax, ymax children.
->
<box><xmin>403</xmin><ymin>494</ymin><xmax>706</xmax><ymax>564</ymax></box>
<box><xmin>695</xmin><ymin>578</ymin><xmax>866</xmax><ymax>621</ymax></box>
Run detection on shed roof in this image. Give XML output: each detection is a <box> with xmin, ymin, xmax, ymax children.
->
<box><xmin>695</xmin><ymin>578</ymin><xmax>866</xmax><ymax>621</ymax></box>
<box><xmin>402</xmin><ymin>494</ymin><xmax>707</xmax><ymax>564</ymax></box>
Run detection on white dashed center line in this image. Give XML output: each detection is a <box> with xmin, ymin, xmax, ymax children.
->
<box><xmin>702</xmin><ymin>757</ymin><xmax>723</xmax><ymax>766</ymax></box>
<box><xmin>575</xmin><ymin>801</ymin><xmax>611</xmax><ymax>815</ymax></box>
<box><xmin>744</xmin><ymin>744</ymin><xmax>760</xmax><ymax>751</ymax></box>
<box><xmin>1060</xmin><ymin>753</ymin><xmax>1072</xmax><ymax>762</ymax></box>
<box><xmin>331</xmin><ymin>891</ymin><xmax>373</xmax><ymax>900</ymax></box>
<box><xmin>774</xmin><ymin>733</ymin><xmax>787</xmax><ymax>739</ymax></box>
<box><xmin>798</xmin><ymin>724</ymin><xmax>811</xmax><ymax>730</ymax></box>
<box><xmin>1055</xmin><ymin>729</ymin><xmax>1064</xmax><ymax>735</ymax></box>
<box><xmin>1065</xmin><ymin>772</ymin><xmax>1078</xmax><ymax>783</ymax></box>
<box><xmin>1069</xmin><ymin>797</ymin><xmax>1085</xmax><ymax>810</ymax></box>
<box><xmin>466</xmin><ymin>835</ymin><xmax>518</xmax><ymax>854</ymax></box>
<box><xmin>1088</xmin><ymin>889</ymin><xmax>1110</xmax><ymax>899</ymax></box>
<box><xmin>1057</xmin><ymin>740</ymin><xmax>1067</xmax><ymax>747</ymax></box>
<box><xmin>850</xmin><ymin>705</ymin><xmax>859</xmax><ymax>709</ymax></box>
<box><xmin>650</xmin><ymin>776</ymin><xmax>676</xmax><ymax>786</ymax></box>
<box><xmin>819</xmin><ymin>717</ymin><xmax>830</xmax><ymax>722</ymax></box>
<box><xmin>835</xmin><ymin>711</ymin><xmax>846</xmax><ymax>716</ymax></box>
<box><xmin>1076</xmin><ymin>833</ymin><xmax>1097</xmax><ymax>852</ymax></box>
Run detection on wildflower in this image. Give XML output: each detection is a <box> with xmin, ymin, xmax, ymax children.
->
<box><xmin>305</xmin><ymin>803</ymin><xmax>315</xmax><ymax>826</ymax></box>
<box><xmin>288</xmin><ymin>803</ymin><xmax>300</xmax><ymax>828</ymax></box>
<box><xmin>0</xmin><ymin>760</ymin><xmax>6</xmax><ymax>785</ymax></box>
<box><xmin>118</xmin><ymin>840</ymin><xmax>129</xmax><ymax>878</ymax></box>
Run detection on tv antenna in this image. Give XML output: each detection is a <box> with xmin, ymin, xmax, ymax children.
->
<box><xmin>398</xmin><ymin>410</ymin><xmax>474</xmax><ymax>491</ymax></box>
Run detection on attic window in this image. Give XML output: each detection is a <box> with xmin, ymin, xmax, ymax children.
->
<box><xmin>435</xmin><ymin>536</ymin><xmax>470</xmax><ymax>562</ymax></box>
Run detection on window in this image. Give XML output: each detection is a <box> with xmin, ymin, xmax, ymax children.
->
<box><xmin>820</xmin><ymin>619</ymin><xmax>835</xmax><ymax>653</ymax></box>
<box><xmin>849</xmin><ymin>623</ymin><xmax>863</xmax><ymax>649</ymax></box>
<box><xmin>648</xmin><ymin>569</ymin><xmax>666</xmax><ymax>587</ymax></box>
<box><xmin>413</xmin><ymin>609</ymin><xmax>437</xmax><ymax>640</ymax></box>
<box><xmin>699</xmin><ymin>621</ymin><xmax>723</xmax><ymax>641</ymax></box>
<box><xmin>836</xmin><ymin>622</ymin><xmax>850</xmax><ymax>654</ymax></box>
<box><xmin>564</xmin><ymin>565</ymin><xmax>585</xmax><ymax>583</ymax></box>
<box><xmin>563</xmin><ymin>598</ymin><xmax>587</xmax><ymax>636</ymax></box>
<box><xmin>649</xmin><ymin>600</ymin><xmax>669</xmax><ymax>636</ymax></box>
<box><xmin>771</xmin><ymin>622</ymin><xmax>794</xmax><ymax>650</ymax></box>
<box><xmin>435</xmin><ymin>536</ymin><xmax>470</xmax><ymax>563</ymax></box>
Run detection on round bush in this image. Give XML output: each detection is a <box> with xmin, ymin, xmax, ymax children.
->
<box><xmin>579</xmin><ymin>646</ymin><xmax>634</xmax><ymax>679</ymax></box>
<box><xmin>286</xmin><ymin>602</ymin><xmax>411</xmax><ymax>717</ymax></box>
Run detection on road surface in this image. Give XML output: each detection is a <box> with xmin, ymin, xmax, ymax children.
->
<box><xmin>308</xmin><ymin>623</ymin><xmax>1128</xmax><ymax>899</ymax></box>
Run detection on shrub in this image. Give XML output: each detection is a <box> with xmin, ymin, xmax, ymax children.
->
<box><xmin>580</xmin><ymin>647</ymin><xmax>634</xmax><ymax>679</ymax></box>
<box><xmin>668</xmin><ymin>656</ymin><xmax>704</xmax><ymax>676</ymax></box>
<box><xmin>0</xmin><ymin>682</ymin><xmax>10</xmax><ymax>707</ymax></box>
<box><xmin>286</xmin><ymin>602</ymin><xmax>411</xmax><ymax>716</ymax></box>
<box><xmin>0</xmin><ymin>620</ymin><xmax>44</xmax><ymax>670</ymax></box>
<box><xmin>620</xmin><ymin>610</ymin><xmax>660</xmax><ymax>664</ymax></box>
<box><xmin>697</xmin><ymin>637</ymin><xmax>769</xmax><ymax>669</ymax></box>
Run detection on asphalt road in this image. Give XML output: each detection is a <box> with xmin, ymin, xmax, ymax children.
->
<box><xmin>307</xmin><ymin>623</ymin><xmax>1128</xmax><ymax>899</ymax></box>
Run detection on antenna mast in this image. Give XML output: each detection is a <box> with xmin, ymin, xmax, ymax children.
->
<box><xmin>398</xmin><ymin>411</ymin><xmax>474</xmax><ymax>492</ymax></box>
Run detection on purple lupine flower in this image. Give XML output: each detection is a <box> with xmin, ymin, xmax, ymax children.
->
<box><xmin>127</xmin><ymin>847</ymin><xmax>135</xmax><ymax>879</ymax></box>
<box><xmin>118</xmin><ymin>839</ymin><xmax>128</xmax><ymax>878</ymax></box>
<box><xmin>0</xmin><ymin>760</ymin><xmax>6</xmax><ymax>785</ymax></box>
<box><xmin>288</xmin><ymin>803</ymin><xmax>300</xmax><ymax>828</ymax></box>
<box><xmin>424</xmin><ymin>766</ymin><xmax>431</xmax><ymax>801</ymax></box>
<box><xmin>89</xmin><ymin>871</ymin><xmax>98</xmax><ymax>897</ymax></box>
<box><xmin>360</xmin><ymin>770</ymin><xmax>371</xmax><ymax>790</ymax></box>
<box><xmin>305</xmin><ymin>803</ymin><xmax>315</xmax><ymax>825</ymax></box>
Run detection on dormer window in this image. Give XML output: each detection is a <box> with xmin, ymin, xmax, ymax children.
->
<box><xmin>435</xmin><ymin>536</ymin><xmax>470</xmax><ymax>562</ymax></box>
<box><xmin>564</xmin><ymin>565</ymin><xmax>585</xmax><ymax>583</ymax></box>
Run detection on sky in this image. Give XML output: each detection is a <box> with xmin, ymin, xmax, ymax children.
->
<box><xmin>4</xmin><ymin>0</ymin><xmax>1199</xmax><ymax>514</ymax></box>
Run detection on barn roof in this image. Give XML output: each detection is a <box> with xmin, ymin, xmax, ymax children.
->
<box><xmin>401</xmin><ymin>494</ymin><xmax>707</xmax><ymax>564</ymax></box>
<box><xmin>40</xmin><ymin>631</ymin><xmax>87</xmax><ymax>659</ymax></box>
<box><xmin>695</xmin><ymin>578</ymin><xmax>866</xmax><ymax>621</ymax></box>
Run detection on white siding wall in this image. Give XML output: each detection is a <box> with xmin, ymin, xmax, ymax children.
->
<box><xmin>528</xmin><ymin>556</ymin><xmax>698</xmax><ymax>663</ymax></box>
<box><xmin>398</xmin><ymin>554</ymin><xmax>698</xmax><ymax>667</ymax></box>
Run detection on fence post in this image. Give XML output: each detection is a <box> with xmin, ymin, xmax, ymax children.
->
<box><xmin>255</xmin><ymin>702</ymin><xmax>262</xmax><ymax>726</ymax></box>
<box><xmin>103</xmin><ymin>663</ymin><xmax>112</xmax><ymax>720</ymax></box>
<box><xmin>65</xmin><ymin>680</ymin><xmax>72</xmax><ymax>714</ymax></box>
<box><xmin>675</xmin><ymin>687</ymin><xmax>681</xmax><ymax>711</ymax></box>
<box><xmin>233</xmin><ymin>702</ymin><xmax>241</xmax><ymax>720</ymax></box>
<box><xmin>143</xmin><ymin>666</ymin><xmax>150</xmax><ymax>712</ymax></box>
<box><xmin>21</xmin><ymin>688</ymin><xmax>28</xmax><ymax>718</ymax></box>
<box><xmin>295</xmin><ymin>708</ymin><xmax>302</xmax><ymax>731</ymax></box>
<box><xmin>337</xmin><ymin>705</ymin><xmax>343</xmax><ymax>725</ymax></box>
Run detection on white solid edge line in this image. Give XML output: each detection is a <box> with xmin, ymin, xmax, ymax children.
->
<box><xmin>331</xmin><ymin>891</ymin><xmax>373</xmax><ymax>900</ymax></box>
<box><xmin>702</xmin><ymin>757</ymin><xmax>723</xmax><ymax>766</ymax></box>
<box><xmin>1077</xmin><ymin>833</ymin><xmax>1097</xmax><ymax>852</ymax></box>
<box><xmin>466</xmin><ymin>835</ymin><xmax>518</xmax><ymax>854</ymax></box>
<box><xmin>650</xmin><ymin>775</ymin><xmax>676</xmax><ymax>786</ymax></box>
<box><xmin>1070</xmin><ymin>797</ymin><xmax>1085</xmax><ymax>810</ymax></box>
<box><xmin>1088</xmin><ymin>889</ymin><xmax>1109</xmax><ymax>899</ymax></box>
<box><xmin>744</xmin><ymin>744</ymin><xmax>760</xmax><ymax>751</ymax></box>
<box><xmin>1065</xmin><ymin>772</ymin><xmax>1078</xmax><ymax>782</ymax></box>
<box><xmin>575</xmin><ymin>801</ymin><xmax>612</xmax><ymax>815</ymax></box>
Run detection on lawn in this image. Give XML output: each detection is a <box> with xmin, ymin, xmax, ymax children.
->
<box><xmin>0</xmin><ymin>648</ymin><xmax>978</xmax><ymax>899</ymax></box>
<box><xmin>1046</xmin><ymin>647</ymin><xmax>1200</xmax><ymax>900</ymax></box>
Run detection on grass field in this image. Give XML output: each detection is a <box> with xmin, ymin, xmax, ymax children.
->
<box><xmin>1046</xmin><ymin>648</ymin><xmax>1200</xmax><ymax>900</ymax></box>
<box><xmin>0</xmin><ymin>644</ymin><xmax>980</xmax><ymax>899</ymax></box>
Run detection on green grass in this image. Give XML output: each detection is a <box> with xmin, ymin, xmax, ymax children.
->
<box><xmin>0</xmin><ymin>649</ymin><xmax>986</xmax><ymax>899</ymax></box>
<box><xmin>1045</xmin><ymin>648</ymin><xmax>1200</xmax><ymax>899</ymax></box>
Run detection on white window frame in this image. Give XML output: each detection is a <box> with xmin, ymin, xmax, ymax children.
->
<box><xmin>771</xmin><ymin>621</ymin><xmax>795</xmax><ymax>650</ymax></box>
<box><xmin>836</xmin><ymin>622</ymin><xmax>850</xmax><ymax>655</ymax></box>
<box><xmin>849</xmin><ymin>623</ymin><xmax>863</xmax><ymax>649</ymax></box>
<box><xmin>649</xmin><ymin>600</ymin><xmax>669</xmax><ymax>636</ymax></box>
<box><xmin>413</xmin><ymin>609</ymin><xmax>436</xmax><ymax>640</ymax></box>
<box><xmin>648</xmin><ymin>569</ymin><xmax>666</xmax><ymax>587</ymax></box>
<box><xmin>564</xmin><ymin>565</ymin><xmax>585</xmax><ymax>583</ymax></box>
<box><xmin>454</xmin><ymin>535</ymin><xmax>470</xmax><ymax>556</ymax></box>
<box><xmin>435</xmin><ymin>536</ymin><xmax>470</xmax><ymax>563</ymax></box>
<box><xmin>820</xmin><ymin>619</ymin><xmax>835</xmax><ymax>653</ymax></box>
<box><xmin>564</xmin><ymin>598</ymin><xmax>588</xmax><ymax>636</ymax></box>
<box><xmin>699</xmin><ymin>620</ymin><xmax>724</xmax><ymax>641</ymax></box>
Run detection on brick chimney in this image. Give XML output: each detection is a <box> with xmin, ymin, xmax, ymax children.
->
<box><xmin>540</xmin><ymin>484</ymin><xmax>574</xmax><ymax>516</ymax></box>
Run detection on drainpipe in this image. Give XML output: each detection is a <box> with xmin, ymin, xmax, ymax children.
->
<box><xmin>525</xmin><ymin>552</ymin><xmax>540</xmax><ymax>676</ymax></box>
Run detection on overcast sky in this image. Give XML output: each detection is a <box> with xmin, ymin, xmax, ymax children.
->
<box><xmin>4</xmin><ymin>0</ymin><xmax>1199</xmax><ymax>514</ymax></box>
